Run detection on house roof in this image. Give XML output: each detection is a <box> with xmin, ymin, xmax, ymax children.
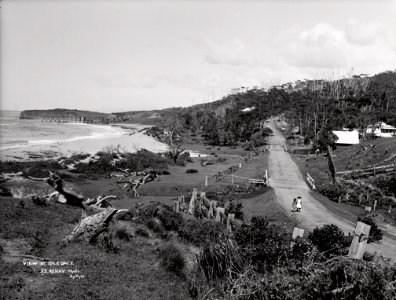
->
<box><xmin>333</xmin><ymin>130</ymin><xmax>359</xmax><ymax>145</ymax></box>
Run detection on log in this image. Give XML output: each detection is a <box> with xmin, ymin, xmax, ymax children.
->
<box><xmin>29</xmin><ymin>172</ymin><xmax>119</xmax><ymax>244</ymax></box>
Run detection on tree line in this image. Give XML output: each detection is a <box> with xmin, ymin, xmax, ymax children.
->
<box><xmin>173</xmin><ymin>70</ymin><xmax>396</xmax><ymax>150</ymax></box>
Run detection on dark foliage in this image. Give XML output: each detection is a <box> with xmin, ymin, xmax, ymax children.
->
<box><xmin>234</xmin><ymin>216</ymin><xmax>290</xmax><ymax>272</ymax></box>
<box><xmin>198</xmin><ymin>236</ymin><xmax>245</xmax><ymax>282</ymax></box>
<box><xmin>114</xmin><ymin>226</ymin><xmax>131</xmax><ymax>241</ymax></box>
<box><xmin>159</xmin><ymin>243</ymin><xmax>185</xmax><ymax>275</ymax></box>
<box><xmin>358</xmin><ymin>216</ymin><xmax>383</xmax><ymax>243</ymax></box>
<box><xmin>226</xmin><ymin>200</ymin><xmax>244</xmax><ymax>221</ymax></box>
<box><xmin>186</xmin><ymin>169</ymin><xmax>198</xmax><ymax>173</ymax></box>
<box><xmin>319</xmin><ymin>183</ymin><xmax>347</xmax><ymax>203</ymax></box>
<box><xmin>308</xmin><ymin>224</ymin><xmax>345</xmax><ymax>257</ymax></box>
<box><xmin>178</xmin><ymin>219</ymin><xmax>224</xmax><ymax>246</ymax></box>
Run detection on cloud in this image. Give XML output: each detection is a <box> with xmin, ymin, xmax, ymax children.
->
<box><xmin>279</xmin><ymin>21</ymin><xmax>396</xmax><ymax>75</ymax></box>
<box><xmin>95</xmin><ymin>75</ymin><xmax>160</xmax><ymax>88</ymax></box>
<box><xmin>345</xmin><ymin>19</ymin><xmax>384</xmax><ymax>46</ymax></box>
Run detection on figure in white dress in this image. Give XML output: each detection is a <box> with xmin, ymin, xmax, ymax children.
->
<box><xmin>296</xmin><ymin>196</ymin><xmax>302</xmax><ymax>212</ymax></box>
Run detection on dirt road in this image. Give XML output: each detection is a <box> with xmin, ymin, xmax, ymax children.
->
<box><xmin>266</xmin><ymin>120</ymin><xmax>396</xmax><ymax>259</ymax></box>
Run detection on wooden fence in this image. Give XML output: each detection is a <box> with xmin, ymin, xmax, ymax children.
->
<box><xmin>336</xmin><ymin>163</ymin><xmax>396</xmax><ymax>178</ymax></box>
<box><xmin>306</xmin><ymin>173</ymin><xmax>316</xmax><ymax>190</ymax></box>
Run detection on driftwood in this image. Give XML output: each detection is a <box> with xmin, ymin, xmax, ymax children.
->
<box><xmin>29</xmin><ymin>172</ymin><xmax>118</xmax><ymax>243</ymax></box>
<box><xmin>111</xmin><ymin>169</ymin><xmax>159</xmax><ymax>198</ymax></box>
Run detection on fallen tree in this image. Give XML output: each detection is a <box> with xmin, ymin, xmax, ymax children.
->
<box><xmin>111</xmin><ymin>168</ymin><xmax>159</xmax><ymax>197</ymax></box>
<box><xmin>29</xmin><ymin>172</ymin><xmax>123</xmax><ymax>243</ymax></box>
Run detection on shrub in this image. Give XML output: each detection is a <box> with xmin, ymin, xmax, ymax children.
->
<box><xmin>114</xmin><ymin>226</ymin><xmax>130</xmax><ymax>241</ymax></box>
<box><xmin>308</xmin><ymin>224</ymin><xmax>345</xmax><ymax>257</ymax></box>
<box><xmin>159</xmin><ymin>243</ymin><xmax>185</xmax><ymax>275</ymax></box>
<box><xmin>186</xmin><ymin>169</ymin><xmax>198</xmax><ymax>173</ymax></box>
<box><xmin>116</xmin><ymin>149</ymin><xmax>169</xmax><ymax>172</ymax></box>
<box><xmin>358</xmin><ymin>216</ymin><xmax>383</xmax><ymax>243</ymax></box>
<box><xmin>31</xmin><ymin>195</ymin><xmax>47</xmax><ymax>207</ymax></box>
<box><xmin>226</xmin><ymin>200</ymin><xmax>244</xmax><ymax>221</ymax></box>
<box><xmin>135</xmin><ymin>227</ymin><xmax>150</xmax><ymax>237</ymax></box>
<box><xmin>97</xmin><ymin>232</ymin><xmax>119</xmax><ymax>253</ymax></box>
<box><xmin>146</xmin><ymin>218</ymin><xmax>164</xmax><ymax>234</ymax></box>
<box><xmin>234</xmin><ymin>216</ymin><xmax>290</xmax><ymax>272</ymax></box>
<box><xmin>198</xmin><ymin>237</ymin><xmax>245</xmax><ymax>282</ymax></box>
<box><xmin>178</xmin><ymin>219</ymin><xmax>224</xmax><ymax>246</ymax></box>
<box><xmin>318</xmin><ymin>183</ymin><xmax>346</xmax><ymax>203</ymax></box>
<box><xmin>134</xmin><ymin>202</ymin><xmax>183</xmax><ymax>232</ymax></box>
<box><xmin>0</xmin><ymin>186</ymin><xmax>13</xmax><ymax>197</ymax></box>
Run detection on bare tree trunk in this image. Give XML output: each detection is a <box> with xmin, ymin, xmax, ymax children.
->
<box><xmin>29</xmin><ymin>172</ymin><xmax>118</xmax><ymax>243</ymax></box>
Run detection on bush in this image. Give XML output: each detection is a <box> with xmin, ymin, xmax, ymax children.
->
<box><xmin>234</xmin><ymin>216</ymin><xmax>290</xmax><ymax>272</ymax></box>
<box><xmin>146</xmin><ymin>218</ymin><xmax>165</xmax><ymax>234</ymax></box>
<box><xmin>198</xmin><ymin>237</ymin><xmax>245</xmax><ymax>282</ymax></box>
<box><xmin>116</xmin><ymin>149</ymin><xmax>169</xmax><ymax>173</ymax></box>
<box><xmin>31</xmin><ymin>195</ymin><xmax>47</xmax><ymax>207</ymax></box>
<box><xmin>159</xmin><ymin>243</ymin><xmax>185</xmax><ymax>275</ymax></box>
<box><xmin>178</xmin><ymin>219</ymin><xmax>224</xmax><ymax>246</ymax></box>
<box><xmin>135</xmin><ymin>227</ymin><xmax>150</xmax><ymax>237</ymax></box>
<box><xmin>358</xmin><ymin>216</ymin><xmax>383</xmax><ymax>243</ymax></box>
<box><xmin>114</xmin><ymin>226</ymin><xmax>130</xmax><ymax>241</ymax></box>
<box><xmin>97</xmin><ymin>232</ymin><xmax>119</xmax><ymax>253</ymax></box>
<box><xmin>226</xmin><ymin>200</ymin><xmax>244</xmax><ymax>221</ymax></box>
<box><xmin>318</xmin><ymin>183</ymin><xmax>346</xmax><ymax>203</ymax></box>
<box><xmin>308</xmin><ymin>224</ymin><xmax>345</xmax><ymax>257</ymax></box>
<box><xmin>186</xmin><ymin>169</ymin><xmax>198</xmax><ymax>173</ymax></box>
<box><xmin>134</xmin><ymin>202</ymin><xmax>183</xmax><ymax>232</ymax></box>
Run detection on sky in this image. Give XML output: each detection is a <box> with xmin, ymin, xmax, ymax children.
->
<box><xmin>1</xmin><ymin>0</ymin><xmax>396</xmax><ymax>113</ymax></box>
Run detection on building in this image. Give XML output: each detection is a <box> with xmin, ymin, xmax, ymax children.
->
<box><xmin>366</xmin><ymin>122</ymin><xmax>396</xmax><ymax>138</ymax></box>
<box><xmin>333</xmin><ymin>130</ymin><xmax>360</xmax><ymax>145</ymax></box>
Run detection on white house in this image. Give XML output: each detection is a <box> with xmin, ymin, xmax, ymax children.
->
<box><xmin>332</xmin><ymin>130</ymin><xmax>360</xmax><ymax>145</ymax></box>
<box><xmin>366</xmin><ymin>122</ymin><xmax>396</xmax><ymax>138</ymax></box>
<box><xmin>241</xmin><ymin>107</ymin><xmax>255</xmax><ymax>113</ymax></box>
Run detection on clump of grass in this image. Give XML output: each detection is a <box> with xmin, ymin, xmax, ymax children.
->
<box><xmin>186</xmin><ymin>169</ymin><xmax>198</xmax><ymax>173</ymax></box>
<box><xmin>31</xmin><ymin>195</ymin><xmax>47</xmax><ymax>207</ymax></box>
<box><xmin>114</xmin><ymin>225</ymin><xmax>131</xmax><ymax>241</ymax></box>
<box><xmin>97</xmin><ymin>232</ymin><xmax>119</xmax><ymax>253</ymax></box>
<box><xmin>159</xmin><ymin>243</ymin><xmax>185</xmax><ymax>275</ymax></box>
<box><xmin>135</xmin><ymin>227</ymin><xmax>150</xmax><ymax>237</ymax></box>
<box><xmin>198</xmin><ymin>237</ymin><xmax>245</xmax><ymax>282</ymax></box>
<box><xmin>146</xmin><ymin>218</ymin><xmax>164</xmax><ymax>234</ymax></box>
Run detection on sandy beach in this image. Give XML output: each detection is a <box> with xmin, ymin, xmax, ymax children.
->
<box><xmin>0</xmin><ymin>122</ymin><xmax>169</xmax><ymax>161</ymax></box>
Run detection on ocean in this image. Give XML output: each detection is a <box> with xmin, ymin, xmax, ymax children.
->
<box><xmin>0</xmin><ymin>110</ymin><xmax>169</xmax><ymax>160</ymax></box>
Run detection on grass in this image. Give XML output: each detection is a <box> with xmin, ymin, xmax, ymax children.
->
<box><xmin>0</xmin><ymin>196</ymin><xmax>191</xmax><ymax>299</ymax></box>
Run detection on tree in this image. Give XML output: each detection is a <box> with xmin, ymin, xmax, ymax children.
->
<box><xmin>164</xmin><ymin>120</ymin><xmax>185</xmax><ymax>164</ymax></box>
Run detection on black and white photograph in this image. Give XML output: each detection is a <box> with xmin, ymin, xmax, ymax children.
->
<box><xmin>1</xmin><ymin>0</ymin><xmax>396</xmax><ymax>299</ymax></box>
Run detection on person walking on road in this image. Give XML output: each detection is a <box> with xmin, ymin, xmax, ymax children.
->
<box><xmin>292</xmin><ymin>198</ymin><xmax>297</xmax><ymax>212</ymax></box>
<box><xmin>296</xmin><ymin>196</ymin><xmax>302</xmax><ymax>212</ymax></box>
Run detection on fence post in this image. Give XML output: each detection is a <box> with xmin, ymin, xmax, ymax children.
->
<box><xmin>373</xmin><ymin>200</ymin><xmax>377</xmax><ymax>211</ymax></box>
<box><xmin>205</xmin><ymin>176</ymin><xmax>208</xmax><ymax>187</ymax></box>
<box><xmin>188</xmin><ymin>188</ymin><xmax>198</xmax><ymax>215</ymax></box>
<box><xmin>226</xmin><ymin>214</ymin><xmax>235</xmax><ymax>232</ymax></box>
<box><xmin>174</xmin><ymin>200</ymin><xmax>179</xmax><ymax>213</ymax></box>
<box><xmin>348</xmin><ymin>221</ymin><xmax>371</xmax><ymax>259</ymax></box>
<box><xmin>389</xmin><ymin>205</ymin><xmax>392</xmax><ymax>214</ymax></box>
<box><xmin>216</xmin><ymin>207</ymin><xmax>225</xmax><ymax>222</ymax></box>
<box><xmin>291</xmin><ymin>227</ymin><xmax>304</xmax><ymax>247</ymax></box>
<box><xmin>239</xmin><ymin>163</ymin><xmax>242</xmax><ymax>168</ymax></box>
<box><xmin>231</xmin><ymin>175</ymin><xmax>234</xmax><ymax>185</ymax></box>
